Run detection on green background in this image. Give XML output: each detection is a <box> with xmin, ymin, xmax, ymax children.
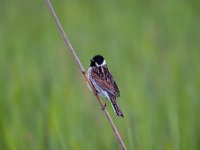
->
<box><xmin>0</xmin><ymin>0</ymin><xmax>200</xmax><ymax>149</ymax></box>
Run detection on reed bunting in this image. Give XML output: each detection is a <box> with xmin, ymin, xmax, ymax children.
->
<box><xmin>88</xmin><ymin>55</ymin><xmax>124</xmax><ymax>117</ymax></box>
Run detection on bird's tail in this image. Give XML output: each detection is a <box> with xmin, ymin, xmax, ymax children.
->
<box><xmin>108</xmin><ymin>94</ymin><xmax>124</xmax><ymax>118</ymax></box>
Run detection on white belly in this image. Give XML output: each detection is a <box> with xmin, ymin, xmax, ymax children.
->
<box><xmin>87</xmin><ymin>67</ymin><xmax>109</xmax><ymax>100</ymax></box>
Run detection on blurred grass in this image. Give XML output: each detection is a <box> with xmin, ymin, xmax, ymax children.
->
<box><xmin>0</xmin><ymin>0</ymin><xmax>200</xmax><ymax>149</ymax></box>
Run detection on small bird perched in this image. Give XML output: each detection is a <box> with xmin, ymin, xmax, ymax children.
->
<box><xmin>88</xmin><ymin>55</ymin><xmax>124</xmax><ymax>117</ymax></box>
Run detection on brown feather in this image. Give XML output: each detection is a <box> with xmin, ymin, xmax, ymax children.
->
<box><xmin>90</xmin><ymin>65</ymin><xmax>120</xmax><ymax>97</ymax></box>
<box><xmin>89</xmin><ymin>64</ymin><xmax>123</xmax><ymax>117</ymax></box>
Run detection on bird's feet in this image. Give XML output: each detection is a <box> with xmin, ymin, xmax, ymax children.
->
<box><xmin>102</xmin><ymin>103</ymin><xmax>106</xmax><ymax>110</ymax></box>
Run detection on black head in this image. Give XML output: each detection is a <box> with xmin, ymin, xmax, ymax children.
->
<box><xmin>90</xmin><ymin>55</ymin><xmax>105</xmax><ymax>67</ymax></box>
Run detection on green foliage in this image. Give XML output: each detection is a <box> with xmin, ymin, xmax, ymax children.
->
<box><xmin>0</xmin><ymin>0</ymin><xmax>200</xmax><ymax>149</ymax></box>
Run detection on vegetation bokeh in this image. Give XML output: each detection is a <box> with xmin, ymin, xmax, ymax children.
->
<box><xmin>0</xmin><ymin>0</ymin><xmax>200</xmax><ymax>149</ymax></box>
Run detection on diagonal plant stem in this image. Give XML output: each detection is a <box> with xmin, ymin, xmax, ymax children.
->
<box><xmin>45</xmin><ymin>0</ymin><xmax>127</xmax><ymax>149</ymax></box>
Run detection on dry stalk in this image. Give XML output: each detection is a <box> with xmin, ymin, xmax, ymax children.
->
<box><xmin>45</xmin><ymin>0</ymin><xmax>127</xmax><ymax>149</ymax></box>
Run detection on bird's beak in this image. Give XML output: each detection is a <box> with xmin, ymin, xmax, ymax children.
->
<box><xmin>90</xmin><ymin>59</ymin><xmax>94</xmax><ymax>62</ymax></box>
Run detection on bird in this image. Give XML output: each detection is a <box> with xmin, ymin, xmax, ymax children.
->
<box><xmin>87</xmin><ymin>55</ymin><xmax>124</xmax><ymax>117</ymax></box>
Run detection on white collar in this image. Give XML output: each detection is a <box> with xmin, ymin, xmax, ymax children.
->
<box><xmin>95</xmin><ymin>60</ymin><xmax>106</xmax><ymax>67</ymax></box>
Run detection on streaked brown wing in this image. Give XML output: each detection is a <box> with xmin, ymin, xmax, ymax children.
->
<box><xmin>91</xmin><ymin>65</ymin><xmax>120</xmax><ymax>97</ymax></box>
